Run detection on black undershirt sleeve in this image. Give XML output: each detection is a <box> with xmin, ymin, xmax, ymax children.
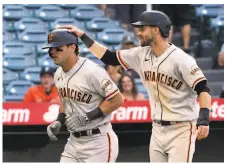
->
<box><xmin>194</xmin><ymin>80</ymin><xmax>211</xmax><ymax>96</ymax></box>
<box><xmin>101</xmin><ymin>49</ymin><xmax>121</xmax><ymax>66</ymax></box>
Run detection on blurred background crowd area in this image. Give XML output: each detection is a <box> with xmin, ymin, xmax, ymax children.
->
<box><xmin>2</xmin><ymin>4</ymin><xmax>224</xmax><ymax>103</ymax></box>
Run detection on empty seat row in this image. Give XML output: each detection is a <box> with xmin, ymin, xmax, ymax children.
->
<box><xmin>3</xmin><ymin>5</ymin><xmax>104</xmax><ymax>22</ymax></box>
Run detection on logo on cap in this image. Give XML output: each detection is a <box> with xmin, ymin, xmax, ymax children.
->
<box><xmin>48</xmin><ymin>33</ymin><xmax>53</xmax><ymax>43</ymax></box>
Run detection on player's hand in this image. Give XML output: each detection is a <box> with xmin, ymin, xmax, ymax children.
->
<box><xmin>65</xmin><ymin>114</ymin><xmax>89</xmax><ymax>132</ymax></box>
<box><xmin>56</xmin><ymin>25</ymin><xmax>84</xmax><ymax>38</ymax></box>
<box><xmin>197</xmin><ymin>125</ymin><xmax>209</xmax><ymax>140</ymax></box>
<box><xmin>196</xmin><ymin>108</ymin><xmax>210</xmax><ymax>140</ymax></box>
<box><xmin>47</xmin><ymin>121</ymin><xmax>62</xmax><ymax>141</ymax></box>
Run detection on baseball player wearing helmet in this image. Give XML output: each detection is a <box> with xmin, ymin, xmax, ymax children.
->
<box><xmin>58</xmin><ymin>10</ymin><xmax>211</xmax><ymax>162</ymax></box>
<box><xmin>43</xmin><ymin>29</ymin><xmax>123</xmax><ymax>162</ymax></box>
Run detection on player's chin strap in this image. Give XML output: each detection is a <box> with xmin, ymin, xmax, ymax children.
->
<box><xmin>196</xmin><ymin>108</ymin><xmax>210</xmax><ymax>128</ymax></box>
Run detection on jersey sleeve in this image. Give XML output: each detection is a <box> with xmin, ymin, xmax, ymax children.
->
<box><xmin>116</xmin><ymin>47</ymin><xmax>141</xmax><ymax>73</ymax></box>
<box><xmin>179</xmin><ymin>55</ymin><xmax>207</xmax><ymax>89</ymax></box>
<box><xmin>89</xmin><ymin>67</ymin><xmax>119</xmax><ymax>100</ymax></box>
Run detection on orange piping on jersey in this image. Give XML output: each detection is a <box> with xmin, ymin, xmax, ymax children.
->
<box><xmin>107</xmin><ymin>133</ymin><xmax>111</xmax><ymax>162</ymax></box>
<box><xmin>117</xmin><ymin>51</ymin><xmax>129</xmax><ymax>70</ymax></box>
<box><xmin>105</xmin><ymin>89</ymin><xmax>119</xmax><ymax>100</ymax></box>
<box><xmin>192</xmin><ymin>77</ymin><xmax>206</xmax><ymax>88</ymax></box>
<box><xmin>187</xmin><ymin>122</ymin><xmax>192</xmax><ymax>162</ymax></box>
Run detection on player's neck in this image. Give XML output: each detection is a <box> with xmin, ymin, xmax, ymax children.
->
<box><xmin>62</xmin><ymin>55</ymin><xmax>78</xmax><ymax>72</ymax></box>
<box><xmin>151</xmin><ymin>40</ymin><xmax>170</xmax><ymax>57</ymax></box>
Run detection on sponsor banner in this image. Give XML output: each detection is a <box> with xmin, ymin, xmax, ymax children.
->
<box><xmin>2</xmin><ymin>99</ymin><xmax>224</xmax><ymax>125</ymax></box>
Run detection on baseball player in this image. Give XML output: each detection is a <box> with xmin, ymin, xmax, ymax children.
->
<box><xmin>43</xmin><ymin>29</ymin><xmax>123</xmax><ymax>162</ymax></box>
<box><xmin>58</xmin><ymin>10</ymin><xmax>211</xmax><ymax>162</ymax></box>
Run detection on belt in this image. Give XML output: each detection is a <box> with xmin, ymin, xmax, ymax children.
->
<box><xmin>73</xmin><ymin>128</ymin><xmax>101</xmax><ymax>138</ymax></box>
<box><xmin>153</xmin><ymin>120</ymin><xmax>182</xmax><ymax>126</ymax></box>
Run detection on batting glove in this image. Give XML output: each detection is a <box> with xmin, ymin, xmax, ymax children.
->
<box><xmin>65</xmin><ymin>114</ymin><xmax>89</xmax><ymax>132</ymax></box>
<box><xmin>47</xmin><ymin>121</ymin><xmax>62</xmax><ymax>141</ymax></box>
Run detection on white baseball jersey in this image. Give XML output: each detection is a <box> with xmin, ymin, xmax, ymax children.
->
<box><xmin>117</xmin><ymin>44</ymin><xmax>207</xmax><ymax>121</ymax></box>
<box><xmin>54</xmin><ymin>57</ymin><xmax>119</xmax><ymax>131</ymax></box>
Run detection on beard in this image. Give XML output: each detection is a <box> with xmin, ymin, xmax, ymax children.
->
<box><xmin>140</xmin><ymin>36</ymin><xmax>154</xmax><ymax>47</ymax></box>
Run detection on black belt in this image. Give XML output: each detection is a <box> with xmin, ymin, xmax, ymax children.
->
<box><xmin>153</xmin><ymin>120</ymin><xmax>182</xmax><ymax>126</ymax></box>
<box><xmin>73</xmin><ymin>128</ymin><xmax>101</xmax><ymax>138</ymax></box>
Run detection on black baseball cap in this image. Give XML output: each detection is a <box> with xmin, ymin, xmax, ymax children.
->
<box><xmin>122</xmin><ymin>35</ymin><xmax>135</xmax><ymax>45</ymax></box>
<box><xmin>40</xmin><ymin>67</ymin><xmax>55</xmax><ymax>77</ymax></box>
<box><xmin>42</xmin><ymin>29</ymin><xmax>78</xmax><ymax>49</ymax></box>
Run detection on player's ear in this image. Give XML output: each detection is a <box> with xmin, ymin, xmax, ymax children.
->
<box><xmin>154</xmin><ymin>27</ymin><xmax>160</xmax><ymax>35</ymax></box>
<box><xmin>69</xmin><ymin>44</ymin><xmax>76</xmax><ymax>53</ymax></box>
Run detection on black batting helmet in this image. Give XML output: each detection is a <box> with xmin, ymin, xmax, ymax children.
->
<box><xmin>131</xmin><ymin>10</ymin><xmax>172</xmax><ymax>37</ymax></box>
<box><xmin>42</xmin><ymin>29</ymin><xmax>78</xmax><ymax>49</ymax></box>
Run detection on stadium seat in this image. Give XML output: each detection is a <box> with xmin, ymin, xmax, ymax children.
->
<box><xmin>3</xmin><ymin>32</ymin><xmax>17</xmax><ymax>43</ymax></box>
<box><xmin>58</xmin><ymin>4</ymin><xmax>78</xmax><ymax>9</ymax></box>
<box><xmin>203</xmin><ymin>70</ymin><xmax>224</xmax><ymax>82</ymax></box>
<box><xmin>49</xmin><ymin>18</ymin><xmax>84</xmax><ymax>31</ymax></box>
<box><xmin>79</xmin><ymin>44</ymin><xmax>90</xmax><ymax>56</ymax></box>
<box><xmin>97</xmin><ymin>41</ymin><xmax>114</xmax><ymax>51</ymax></box>
<box><xmin>38</xmin><ymin>54</ymin><xmax>58</xmax><ymax>69</ymax></box>
<box><xmin>113</xmin><ymin>44</ymin><xmax>122</xmax><ymax>51</ymax></box>
<box><xmin>36</xmin><ymin>43</ymin><xmax>49</xmax><ymax>56</ymax></box>
<box><xmin>86</xmin><ymin>17</ymin><xmax>119</xmax><ymax>32</ymax></box>
<box><xmin>20</xmin><ymin>66</ymin><xmax>42</xmax><ymax>84</ymax></box>
<box><xmin>3</xmin><ymin>41</ymin><xmax>35</xmax><ymax>56</ymax></box>
<box><xmin>3</xmin><ymin>68</ymin><xmax>19</xmax><ymax>85</ymax></box>
<box><xmin>14</xmin><ymin>17</ymin><xmax>48</xmax><ymax>32</ymax></box>
<box><xmin>195</xmin><ymin>57</ymin><xmax>213</xmax><ymax>70</ymax></box>
<box><xmin>210</xmin><ymin>15</ymin><xmax>224</xmax><ymax>28</ymax></box>
<box><xmin>23</xmin><ymin>4</ymin><xmax>42</xmax><ymax>9</ymax></box>
<box><xmin>3</xmin><ymin>54</ymin><xmax>37</xmax><ymax>71</ymax></box>
<box><xmin>70</xmin><ymin>5</ymin><xmax>104</xmax><ymax>21</ymax></box>
<box><xmin>208</xmin><ymin>82</ymin><xmax>224</xmax><ymax>97</ymax></box>
<box><xmin>4</xmin><ymin>95</ymin><xmax>25</xmax><ymax>102</ymax></box>
<box><xmin>87</xmin><ymin>55</ymin><xmax>105</xmax><ymax>66</ymax></box>
<box><xmin>193</xmin><ymin>40</ymin><xmax>217</xmax><ymax>58</ymax></box>
<box><xmin>136</xmin><ymin>83</ymin><xmax>147</xmax><ymax>93</ymax></box>
<box><xmin>18</xmin><ymin>29</ymin><xmax>48</xmax><ymax>44</ymax></box>
<box><xmin>34</xmin><ymin>5</ymin><xmax>69</xmax><ymax>22</ymax></box>
<box><xmin>97</xmin><ymin>28</ymin><xmax>127</xmax><ymax>45</ymax></box>
<box><xmin>3</xmin><ymin>5</ymin><xmax>32</xmax><ymax>21</ymax></box>
<box><xmin>134</xmin><ymin>78</ymin><xmax>143</xmax><ymax>85</ymax></box>
<box><xmin>173</xmin><ymin>31</ymin><xmax>199</xmax><ymax>47</ymax></box>
<box><xmin>5</xmin><ymin>80</ymin><xmax>34</xmax><ymax>96</ymax></box>
<box><xmin>196</xmin><ymin>4</ymin><xmax>224</xmax><ymax>17</ymax></box>
<box><xmin>3</xmin><ymin>20</ymin><xmax>8</xmax><ymax>33</ymax></box>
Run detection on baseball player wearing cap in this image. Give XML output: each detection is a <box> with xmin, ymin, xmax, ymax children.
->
<box><xmin>43</xmin><ymin>29</ymin><xmax>123</xmax><ymax>162</ymax></box>
<box><xmin>23</xmin><ymin>67</ymin><xmax>60</xmax><ymax>103</ymax></box>
<box><xmin>59</xmin><ymin>10</ymin><xmax>211</xmax><ymax>162</ymax></box>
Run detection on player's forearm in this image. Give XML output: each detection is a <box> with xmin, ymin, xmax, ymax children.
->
<box><xmin>99</xmin><ymin>92</ymin><xmax>124</xmax><ymax>114</ymax></box>
<box><xmin>197</xmin><ymin>92</ymin><xmax>211</xmax><ymax>127</ymax></box>
<box><xmin>59</xmin><ymin>103</ymin><xmax>65</xmax><ymax>113</ymax></box>
<box><xmin>56</xmin><ymin>103</ymin><xmax>66</xmax><ymax>125</ymax></box>
<box><xmin>80</xmin><ymin>33</ymin><xmax>108</xmax><ymax>59</ymax></box>
<box><xmin>199</xmin><ymin>92</ymin><xmax>211</xmax><ymax>109</ymax></box>
<box><xmin>86</xmin><ymin>93</ymin><xmax>123</xmax><ymax>121</ymax></box>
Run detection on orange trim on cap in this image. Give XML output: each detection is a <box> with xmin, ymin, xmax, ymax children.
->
<box><xmin>107</xmin><ymin>133</ymin><xmax>111</xmax><ymax>162</ymax></box>
<box><xmin>192</xmin><ymin>77</ymin><xmax>206</xmax><ymax>88</ymax></box>
<box><xmin>117</xmin><ymin>51</ymin><xmax>129</xmax><ymax>70</ymax></box>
